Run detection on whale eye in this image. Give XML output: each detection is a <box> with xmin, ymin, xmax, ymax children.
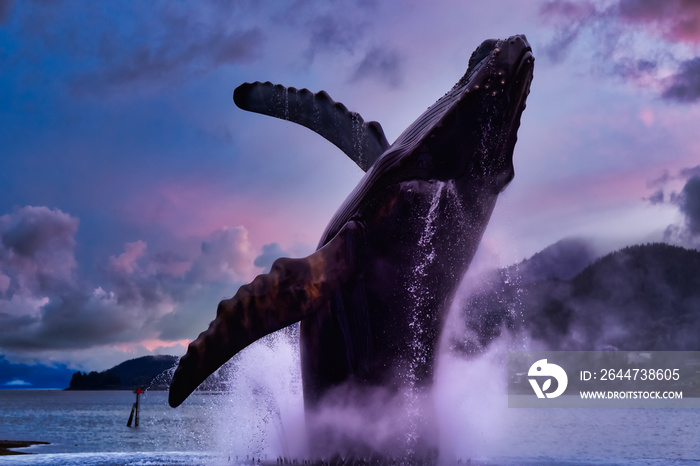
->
<box><xmin>537</xmin><ymin>366</ymin><xmax>541</xmax><ymax>371</ymax></box>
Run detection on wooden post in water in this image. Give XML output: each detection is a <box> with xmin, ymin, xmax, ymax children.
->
<box><xmin>127</xmin><ymin>387</ymin><xmax>143</xmax><ymax>427</ymax></box>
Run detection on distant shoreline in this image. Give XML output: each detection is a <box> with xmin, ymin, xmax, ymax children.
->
<box><xmin>0</xmin><ymin>440</ymin><xmax>50</xmax><ymax>456</ymax></box>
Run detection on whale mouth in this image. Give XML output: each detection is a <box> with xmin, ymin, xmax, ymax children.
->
<box><xmin>508</xmin><ymin>48</ymin><xmax>534</xmax><ymax>106</ymax></box>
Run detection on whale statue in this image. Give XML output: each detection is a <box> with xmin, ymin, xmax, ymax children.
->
<box><xmin>169</xmin><ymin>34</ymin><xmax>534</xmax><ymax>426</ymax></box>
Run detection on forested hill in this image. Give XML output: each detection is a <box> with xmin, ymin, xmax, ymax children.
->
<box><xmin>454</xmin><ymin>242</ymin><xmax>700</xmax><ymax>354</ymax></box>
<box><xmin>66</xmin><ymin>355</ymin><xmax>178</xmax><ymax>390</ymax></box>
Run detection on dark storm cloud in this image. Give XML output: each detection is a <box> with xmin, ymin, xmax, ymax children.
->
<box><xmin>679</xmin><ymin>176</ymin><xmax>700</xmax><ymax>234</ymax></box>
<box><xmin>0</xmin><ymin>206</ymin><xmax>261</xmax><ymax>352</ymax></box>
<box><xmin>661</xmin><ymin>175</ymin><xmax>700</xmax><ymax>249</ymax></box>
<box><xmin>645</xmin><ymin>165</ymin><xmax>700</xmax><ymax>209</ymax></box>
<box><xmin>0</xmin><ymin>206</ymin><xmax>78</xmax><ymax>296</ymax></box>
<box><xmin>662</xmin><ymin>57</ymin><xmax>700</xmax><ymax>102</ymax></box>
<box><xmin>1</xmin><ymin>206</ymin><xmax>77</xmax><ymax>260</ymax></box>
<box><xmin>539</xmin><ymin>0</ymin><xmax>700</xmax><ymax>102</ymax></box>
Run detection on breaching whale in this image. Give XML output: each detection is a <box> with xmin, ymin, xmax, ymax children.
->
<box><xmin>169</xmin><ymin>36</ymin><xmax>534</xmax><ymax>416</ymax></box>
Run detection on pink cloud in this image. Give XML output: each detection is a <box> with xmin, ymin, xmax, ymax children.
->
<box><xmin>538</xmin><ymin>0</ymin><xmax>700</xmax><ymax>101</ymax></box>
<box><xmin>109</xmin><ymin>240</ymin><xmax>147</xmax><ymax>275</ymax></box>
<box><xmin>116</xmin><ymin>177</ymin><xmax>328</xmax><ymax>252</ymax></box>
<box><xmin>0</xmin><ymin>204</ymin><xmax>279</xmax><ymax>357</ymax></box>
<box><xmin>617</xmin><ymin>0</ymin><xmax>700</xmax><ymax>45</ymax></box>
<box><xmin>541</xmin><ymin>0</ymin><xmax>700</xmax><ymax>45</ymax></box>
<box><xmin>187</xmin><ymin>226</ymin><xmax>257</xmax><ymax>283</ymax></box>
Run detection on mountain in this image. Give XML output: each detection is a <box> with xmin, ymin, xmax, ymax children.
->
<box><xmin>67</xmin><ymin>355</ymin><xmax>178</xmax><ymax>390</ymax></box>
<box><xmin>453</xmin><ymin>242</ymin><xmax>700</xmax><ymax>354</ymax></box>
<box><xmin>504</xmin><ymin>237</ymin><xmax>598</xmax><ymax>283</ymax></box>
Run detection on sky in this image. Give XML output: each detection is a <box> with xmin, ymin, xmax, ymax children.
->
<box><xmin>1</xmin><ymin>0</ymin><xmax>700</xmax><ymax>385</ymax></box>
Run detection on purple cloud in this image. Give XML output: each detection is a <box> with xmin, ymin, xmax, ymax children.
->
<box><xmin>662</xmin><ymin>57</ymin><xmax>700</xmax><ymax>102</ymax></box>
<box><xmin>539</xmin><ymin>0</ymin><xmax>700</xmax><ymax>102</ymax></box>
<box><xmin>680</xmin><ymin>165</ymin><xmax>700</xmax><ymax>180</ymax></box>
<box><xmin>0</xmin><ymin>205</ymin><xmax>262</xmax><ymax>353</ymax></box>
<box><xmin>0</xmin><ymin>206</ymin><xmax>78</xmax><ymax>295</ymax></box>
<box><xmin>662</xmin><ymin>175</ymin><xmax>700</xmax><ymax>249</ymax></box>
<box><xmin>646</xmin><ymin>189</ymin><xmax>665</xmax><ymax>205</ymax></box>
<box><xmin>617</xmin><ymin>0</ymin><xmax>700</xmax><ymax>44</ymax></box>
<box><xmin>680</xmin><ymin>176</ymin><xmax>700</xmax><ymax>234</ymax></box>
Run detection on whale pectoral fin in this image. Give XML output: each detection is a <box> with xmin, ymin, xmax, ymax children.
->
<box><xmin>169</xmin><ymin>221</ymin><xmax>362</xmax><ymax>408</ymax></box>
<box><xmin>233</xmin><ymin>81</ymin><xmax>389</xmax><ymax>171</ymax></box>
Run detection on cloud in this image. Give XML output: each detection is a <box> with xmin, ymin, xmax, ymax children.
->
<box><xmin>662</xmin><ymin>176</ymin><xmax>700</xmax><ymax>248</ymax></box>
<box><xmin>646</xmin><ymin>188</ymin><xmax>665</xmax><ymax>205</ymax></box>
<box><xmin>538</xmin><ymin>0</ymin><xmax>597</xmax><ymax>62</ymax></box>
<box><xmin>0</xmin><ymin>206</ymin><xmax>79</xmax><ymax>295</ymax></box>
<box><xmin>110</xmin><ymin>240</ymin><xmax>147</xmax><ymax>275</ymax></box>
<box><xmin>617</xmin><ymin>0</ymin><xmax>700</xmax><ymax>44</ymax></box>
<box><xmin>352</xmin><ymin>47</ymin><xmax>404</xmax><ymax>88</ymax></box>
<box><xmin>679</xmin><ymin>176</ymin><xmax>700</xmax><ymax>233</ymax></box>
<box><xmin>644</xmin><ymin>167</ymin><xmax>700</xmax><ymax>247</ymax></box>
<box><xmin>680</xmin><ymin>165</ymin><xmax>700</xmax><ymax>179</ymax></box>
<box><xmin>0</xmin><ymin>0</ymin><xmax>12</xmax><ymax>25</ymax></box>
<box><xmin>74</xmin><ymin>27</ymin><xmax>264</xmax><ymax>95</ymax></box>
<box><xmin>645</xmin><ymin>165</ymin><xmax>700</xmax><ymax>203</ymax></box>
<box><xmin>305</xmin><ymin>14</ymin><xmax>364</xmax><ymax>58</ymax></box>
<box><xmin>254</xmin><ymin>242</ymin><xmax>290</xmax><ymax>273</ymax></box>
<box><xmin>453</xmin><ymin>243</ymin><xmax>700</xmax><ymax>356</ymax></box>
<box><xmin>299</xmin><ymin>2</ymin><xmax>384</xmax><ymax>66</ymax></box>
<box><xmin>646</xmin><ymin>169</ymin><xmax>671</xmax><ymax>189</ymax></box>
<box><xmin>0</xmin><ymin>354</ymin><xmax>75</xmax><ymax>388</ymax></box>
<box><xmin>4</xmin><ymin>1</ymin><xmax>266</xmax><ymax>97</ymax></box>
<box><xmin>4</xmin><ymin>378</ymin><xmax>31</xmax><ymax>386</ymax></box>
<box><xmin>0</xmin><ymin>205</ymin><xmax>263</xmax><ymax>356</ymax></box>
<box><xmin>662</xmin><ymin>57</ymin><xmax>700</xmax><ymax>102</ymax></box>
<box><xmin>538</xmin><ymin>0</ymin><xmax>700</xmax><ymax>102</ymax></box>
<box><xmin>188</xmin><ymin>226</ymin><xmax>257</xmax><ymax>284</ymax></box>
<box><xmin>541</xmin><ymin>0</ymin><xmax>700</xmax><ymax>46</ymax></box>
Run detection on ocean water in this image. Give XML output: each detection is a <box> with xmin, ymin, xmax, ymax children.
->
<box><xmin>0</xmin><ymin>390</ymin><xmax>225</xmax><ymax>464</ymax></box>
<box><xmin>0</xmin><ymin>389</ymin><xmax>698</xmax><ymax>465</ymax></box>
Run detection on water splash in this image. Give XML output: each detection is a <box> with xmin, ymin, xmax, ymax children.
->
<box><xmin>351</xmin><ymin>112</ymin><xmax>365</xmax><ymax>169</ymax></box>
<box><xmin>403</xmin><ymin>181</ymin><xmax>445</xmax><ymax>454</ymax></box>
<box><xmin>211</xmin><ymin>327</ymin><xmax>306</xmax><ymax>460</ymax></box>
